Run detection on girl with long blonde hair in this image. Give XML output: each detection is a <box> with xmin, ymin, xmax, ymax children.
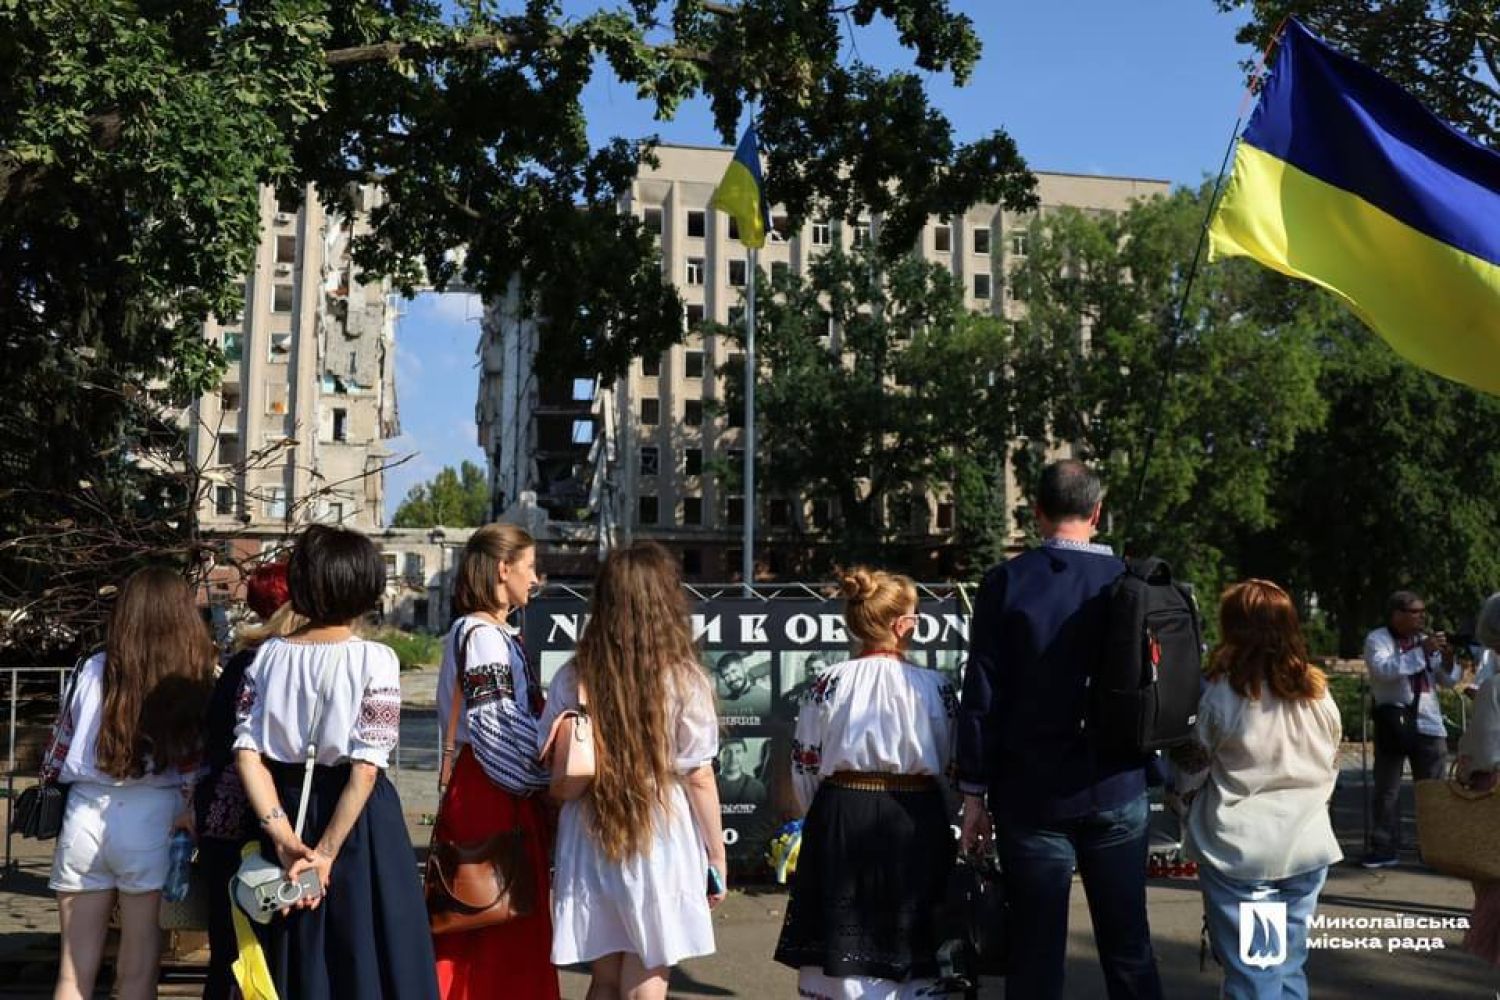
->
<box><xmin>541</xmin><ymin>541</ymin><xmax>725</xmax><ymax>1000</ymax></box>
<box><xmin>1178</xmin><ymin>579</ymin><xmax>1342</xmax><ymax>999</ymax></box>
<box><xmin>773</xmin><ymin>566</ymin><xmax>957</xmax><ymax>1000</ymax></box>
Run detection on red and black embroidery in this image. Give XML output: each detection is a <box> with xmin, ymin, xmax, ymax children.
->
<box><xmin>234</xmin><ymin>673</ymin><xmax>258</xmax><ymax>722</ymax></box>
<box><xmin>791</xmin><ymin>738</ymin><xmax>823</xmax><ymax>775</ymax></box>
<box><xmin>355</xmin><ymin>685</ymin><xmax>401</xmax><ymax>749</ymax></box>
<box><xmin>461</xmin><ymin>661</ymin><xmax>515</xmax><ymax>707</ymax></box>
<box><xmin>809</xmin><ymin>672</ymin><xmax>840</xmax><ymax>705</ymax></box>
<box><xmin>202</xmin><ymin>769</ymin><xmax>253</xmax><ymax>840</ymax></box>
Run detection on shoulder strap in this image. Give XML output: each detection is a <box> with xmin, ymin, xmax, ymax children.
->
<box><xmin>438</xmin><ymin>621</ymin><xmax>482</xmax><ymax>793</ymax></box>
<box><xmin>292</xmin><ymin>644</ymin><xmax>344</xmax><ymax>840</ymax></box>
<box><xmin>39</xmin><ymin>654</ymin><xmax>90</xmax><ymax>783</ymax></box>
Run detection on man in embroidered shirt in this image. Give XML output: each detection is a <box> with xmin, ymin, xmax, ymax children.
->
<box><xmin>1361</xmin><ymin>590</ymin><xmax>1461</xmax><ymax>869</ymax></box>
<box><xmin>957</xmin><ymin>459</ymin><xmax>1163</xmax><ymax>1000</ymax></box>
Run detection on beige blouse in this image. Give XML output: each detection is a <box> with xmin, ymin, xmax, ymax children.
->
<box><xmin>1181</xmin><ymin>677</ymin><xmax>1344</xmax><ymax>881</ymax></box>
<box><xmin>1459</xmin><ymin>675</ymin><xmax>1500</xmax><ymax>778</ymax></box>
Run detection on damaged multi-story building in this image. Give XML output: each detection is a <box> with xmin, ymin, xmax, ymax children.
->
<box><xmin>188</xmin><ymin>184</ymin><xmax>400</xmax><ymax>588</ymax></box>
<box><xmin>476</xmin><ymin>144</ymin><xmax>1170</xmax><ymax>581</ymax></box>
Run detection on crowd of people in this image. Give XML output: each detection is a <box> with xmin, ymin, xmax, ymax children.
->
<box><xmin>34</xmin><ymin>458</ymin><xmax>1500</xmax><ymax>999</ymax></box>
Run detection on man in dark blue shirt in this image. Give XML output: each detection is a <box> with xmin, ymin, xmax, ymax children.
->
<box><xmin>957</xmin><ymin>459</ymin><xmax>1162</xmax><ymax>1000</ymax></box>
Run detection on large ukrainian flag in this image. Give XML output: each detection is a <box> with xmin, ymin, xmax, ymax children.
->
<box><xmin>711</xmin><ymin>125</ymin><xmax>772</xmax><ymax>250</ymax></box>
<box><xmin>1209</xmin><ymin>19</ymin><xmax>1500</xmax><ymax>394</ymax></box>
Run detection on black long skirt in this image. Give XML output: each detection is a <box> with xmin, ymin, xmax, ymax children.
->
<box><xmin>257</xmin><ymin>761</ymin><xmax>439</xmax><ymax>1000</ymax></box>
<box><xmin>774</xmin><ymin>781</ymin><xmax>956</xmax><ymax>981</ymax></box>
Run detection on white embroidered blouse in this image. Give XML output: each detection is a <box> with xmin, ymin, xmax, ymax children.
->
<box><xmin>437</xmin><ymin>616</ymin><xmax>550</xmax><ymax>795</ymax></box>
<box><xmin>789</xmin><ymin>654</ymin><xmax>958</xmax><ymax>812</ymax></box>
<box><xmin>232</xmin><ymin>637</ymin><xmax>402</xmax><ymax>769</ymax></box>
<box><xmin>45</xmin><ymin>653</ymin><xmax>196</xmax><ymax>789</ymax></box>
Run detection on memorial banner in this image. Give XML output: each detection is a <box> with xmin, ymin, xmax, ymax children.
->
<box><xmin>525</xmin><ymin>585</ymin><xmax>972</xmax><ymax>868</ymax></box>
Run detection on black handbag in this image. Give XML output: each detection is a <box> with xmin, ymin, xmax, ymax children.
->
<box><xmin>934</xmin><ymin>853</ymin><xmax>1008</xmax><ymax>993</ymax></box>
<box><xmin>10</xmin><ymin>782</ymin><xmax>68</xmax><ymax>840</ymax></box>
<box><xmin>10</xmin><ymin>660</ymin><xmax>84</xmax><ymax>841</ymax></box>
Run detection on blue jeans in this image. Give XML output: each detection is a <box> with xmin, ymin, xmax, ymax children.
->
<box><xmin>1199</xmin><ymin>862</ymin><xmax>1328</xmax><ymax>1000</ymax></box>
<box><xmin>996</xmin><ymin>793</ymin><xmax>1164</xmax><ymax>1000</ymax></box>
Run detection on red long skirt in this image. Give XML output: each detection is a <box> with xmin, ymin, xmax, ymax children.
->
<box><xmin>434</xmin><ymin>748</ymin><xmax>560</xmax><ymax>1000</ymax></box>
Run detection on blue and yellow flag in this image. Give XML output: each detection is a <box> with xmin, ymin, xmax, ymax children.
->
<box><xmin>1209</xmin><ymin>19</ymin><xmax>1500</xmax><ymax>395</ymax></box>
<box><xmin>711</xmin><ymin>125</ymin><xmax>772</xmax><ymax>250</ymax></box>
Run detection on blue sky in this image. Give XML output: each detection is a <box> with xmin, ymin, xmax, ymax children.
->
<box><xmin>385</xmin><ymin>2</ymin><xmax>1260</xmax><ymax>517</ymax></box>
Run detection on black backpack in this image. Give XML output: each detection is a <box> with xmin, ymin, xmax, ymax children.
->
<box><xmin>1089</xmin><ymin>557</ymin><xmax>1203</xmax><ymax>754</ymax></box>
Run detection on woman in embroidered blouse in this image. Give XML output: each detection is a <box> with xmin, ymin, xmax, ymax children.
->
<box><xmin>234</xmin><ymin>525</ymin><xmax>438</xmax><ymax>999</ymax></box>
<box><xmin>540</xmin><ymin>541</ymin><xmax>725</xmax><ymax>1000</ymax></box>
<box><xmin>774</xmin><ymin>567</ymin><xmax>958</xmax><ymax>1000</ymax></box>
<box><xmin>196</xmin><ymin>561</ymin><xmax>303</xmax><ymax>1000</ymax></box>
<box><xmin>1176</xmin><ymin>580</ymin><xmax>1342</xmax><ymax>1000</ymax></box>
<box><xmin>433</xmin><ymin>523</ymin><xmax>557</xmax><ymax>1000</ymax></box>
<box><xmin>48</xmin><ymin>566</ymin><xmax>214</xmax><ymax>1000</ymax></box>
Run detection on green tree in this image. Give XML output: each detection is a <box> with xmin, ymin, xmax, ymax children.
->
<box><xmin>720</xmin><ymin>248</ymin><xmax>1012</xmax><ymax>574</ymax></box>
<box><xmin>0</xmin><ymin>1</ymin><xmax>1036</xmax><ymax>656</ymax></box>
<box><xmin>1214</xmin><ymin>2</ymin><xmax>1498</xmax><ymax>148</ymax></box>
<box><xmin>392</xmin><ymin>460</ymin><xmax>490</xmax><ymax>528</ymax></box>
<box><xmin>1246</xmin><ymin>317</ymin><xmax>1500</xmax><ymax>654</ymax></box>
<box><xmin>1006</xmin><ymin>187</ymin><xmax>1328</xmax><ymax>601</ymax></box>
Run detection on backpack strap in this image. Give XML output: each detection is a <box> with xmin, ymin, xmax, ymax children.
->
<box><xmin>1125</xmin><ymin>556</ymin><xmax>1173</xmax><ymax>584</ymax></box>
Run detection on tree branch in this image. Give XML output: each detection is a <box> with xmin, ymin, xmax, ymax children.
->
<box><xmin>322</xmin><ymin>30</ymin><xmax>712</xmax><ymax>69</ymax></box>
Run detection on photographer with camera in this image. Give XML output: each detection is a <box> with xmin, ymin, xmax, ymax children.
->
<box><xmin>1361</xmin><ymin>589</ymin><xmax>1464</xmax><ymax>869</ymax></box>
<box><xmin>233</xmin><ymin>526</ymin><xmax>438</xmax><ymax>999</ymax></box>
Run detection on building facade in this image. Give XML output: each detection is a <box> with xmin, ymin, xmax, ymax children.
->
<box><xmin>188</xmin><ymin>186</ymin><xmax>399</xmax><ymax>528</ymax></box>
<box><xmin>477</xmin><ymin>144</ymin><xmax>1170</xmax><ymax>580</ymax></box>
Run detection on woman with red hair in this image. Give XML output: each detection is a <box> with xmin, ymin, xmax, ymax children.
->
<box><xmin>196</xmin><ymin>561</ymin><xmax>303</xmax><ymax>999</ymax></box>
<box><xmin>1177</xmin><ymin>579</ymin><xmax>1342</xmax><ymax>999</ymax></box>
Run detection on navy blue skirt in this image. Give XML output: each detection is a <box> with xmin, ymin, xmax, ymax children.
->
<box><xmin>257</xmin><ymin>761</ymin><xmax>439</xmax><ymax>1000</ymax></box>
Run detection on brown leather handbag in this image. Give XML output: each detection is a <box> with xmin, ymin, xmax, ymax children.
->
<box><xmin>425</xmin><ymin>623</ymin><xmax>537</xmax><ymax>935</ymax></box>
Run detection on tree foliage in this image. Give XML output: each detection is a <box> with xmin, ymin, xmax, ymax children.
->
<box><xmin>1245</xmin><ymin>318</ymin><xmax>1500</xmax><ymax>653</ymax></box>
<box><xmin>1215</xmin><ymin>1</ymin><xmax>1499</xmax><ymax>148</ymax></box>
<box><xmin>1007</xmin><ymin>188</ymin><xmax>1327</xmax><ymax>600</ymax></box>
<box><xmin>391</xmin><ymin>460</ymin><xmax>491</xmax><ymax>528</ymax></box>
<box><xmin>723</xmin><ymin>247</ymin><xmax>1012</xmax><ymax>573</ymax></box>
<box><xmin>0</xmin><ymin>0</ymin><xmax>1034</xmax><ymax>657</ymax></box>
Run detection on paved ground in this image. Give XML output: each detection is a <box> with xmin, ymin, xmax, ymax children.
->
<box><xmin>1</xmin><ymin>665</ymin><xmax>1495</xmax><ymax>997</ymax></box>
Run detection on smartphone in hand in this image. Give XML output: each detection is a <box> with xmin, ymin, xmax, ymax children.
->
<box><xmin>706</xmin><ymin>864</ymin><xmax>725</xmax><ymax>897</ymax></box>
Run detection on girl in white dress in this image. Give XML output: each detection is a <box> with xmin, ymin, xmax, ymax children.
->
<box><xmin>540</xmin><ymin>541</ymin><xmax>726</xmax><ymax>1000</ymax></box>
<box><xmin>774</xmin><ymin>567</ymin><xmax>959</xmax><ymax>1000</ymax></box>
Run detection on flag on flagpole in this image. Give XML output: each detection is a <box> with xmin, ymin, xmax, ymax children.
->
<box><xmin>711</xmin><ymin>124</ymin><xmax>773</xmax><ymax>249</ymax></box>
<box><xmin>1208</xmin><ymin>19</ymin><xmax>1500</xmax><ymax>395</ymax></box>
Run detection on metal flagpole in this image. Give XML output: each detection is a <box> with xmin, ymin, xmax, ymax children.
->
<box><xmin>742</xmin><ymin>247</ymin><xmax>757</xmax><ymax>593</ymax></box>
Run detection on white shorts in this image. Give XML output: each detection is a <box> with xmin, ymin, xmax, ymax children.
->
<box><xmin>49</xmin><ymin>781</ymin><xmax>180</xmax><ymax>894</ymax></box>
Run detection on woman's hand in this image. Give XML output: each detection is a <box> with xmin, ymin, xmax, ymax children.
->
<box><xmin>171</xmin><ymin>807</ymin><xmax>195</xmax><ymax>839</ymax></box>
<box><xmin>959</xmin><ymin>793</ymin><xmax>993</xmax><ymax>855</ymax></box>
<box><xmin>706</xmin><ymin>855</ymin><xmax>728</xmax><ymax>910</ymax></box>
<box><xmin>286</xmin><ymin>846</ymin><xmax>334</xmax><ymax>910</ymax></box>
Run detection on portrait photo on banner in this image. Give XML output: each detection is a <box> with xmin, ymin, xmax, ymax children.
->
<box><xmin>705</xmin><ymin>649</ymin><xmax>773</xmax><ymax>725</ymax></box>
<box><xmin>776</xmin><ymin>650</ymin><xmax>845</xmax><ymax>715</ymax></box>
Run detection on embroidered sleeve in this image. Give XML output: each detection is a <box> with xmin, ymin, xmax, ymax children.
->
<box><xmin>349</xmin><ymin>648</ymin><xmax>402</xmax><ymax>768</ymax></box>
<box><xmin>462</xmin><ymin>628</ymin><xmax>549</xmax><ymax>794</ymax></box>
<box><xmin>791</xmin><ymin>674</ymin><xmax>833</xmax><ymax>814</ymax></box>
<box><xmin>230</xmin><ymin>664</ymin><xmax>263</xmax><ymax>755</ymax></box>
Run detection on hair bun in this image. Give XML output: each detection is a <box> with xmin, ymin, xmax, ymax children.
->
<box><xmin>837</xmin><ymin>568</ymin><xmax>880</xmax><ymax>603</ymax></box>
